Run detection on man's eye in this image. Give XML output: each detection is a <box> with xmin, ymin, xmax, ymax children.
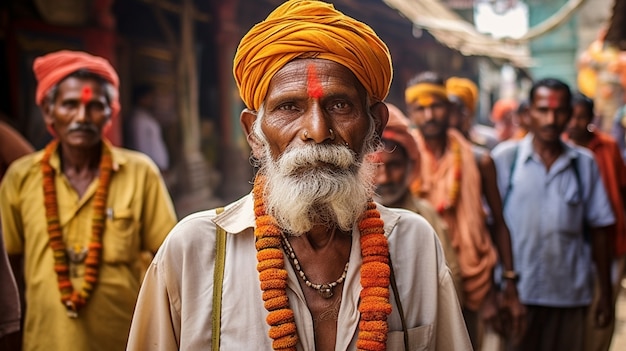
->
<box><xmin>62</xmin><ymin>100</ymin><xmax>79</xmax><ymax>109</ymax></box>
<box><xmin>329</xmin><ymin>101</ymin><xmax>352</xmax><ymax>113</ymax></box>
<box><xmin>88</xmin><ymin>102</ymin><xmax>106</xmax><ymax>111</ymax></box>
<box><xmin>277</xmin><ymin>103</ymin><xmax>298</xmax><ymax>111</ymax></box>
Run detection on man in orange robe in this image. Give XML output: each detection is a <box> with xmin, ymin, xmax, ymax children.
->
<box><xmin>405</xmin><ymin>71</ymin><xmax>525</xmax><ymax>348</ymax></box>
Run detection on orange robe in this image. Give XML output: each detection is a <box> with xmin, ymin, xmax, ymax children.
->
<box><xmin>412</xmin><ymin>128</ymin><xmax>497</xmax><ymax>311</ymax></box>
<box><xmin>586</xmin><ymin>131</ymin><xmax>626</xmax><ymax>257</ymax></box>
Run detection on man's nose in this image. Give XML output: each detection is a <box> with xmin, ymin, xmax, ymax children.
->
<box><xmin>301</xmin><ymin>102</ymin><xmax>334</xmax><ymax>143</ymax></box>
<box><xmin>74</xmin><ymin>104</ymin><xmax>88</xmax><ymax>123</ymax></box>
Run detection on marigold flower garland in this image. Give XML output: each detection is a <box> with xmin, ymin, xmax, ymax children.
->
<box><xmin>434</xmin><ymin>135</ymin><xmax>462</xmax><ymax>214</ymax></box>
<box><xmin>42</xmin><ymin>139</ymin><xmax>113</xmax><ymax>317</ymax></box>
<box><xmin>412</xmin><ymin>135</ymin><xmax>462</xmax><ymax>214</ymax></box>
<box><xmin>253</xmin><ymin>175</ymin><xmax>392</xmax><ymax>351</ymax></box>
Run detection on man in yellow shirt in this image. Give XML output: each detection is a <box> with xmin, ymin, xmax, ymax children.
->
<box><xmin>0</xmin><ymin>50</ymin><xmax>177</xmax><ymax>351</ymax></box>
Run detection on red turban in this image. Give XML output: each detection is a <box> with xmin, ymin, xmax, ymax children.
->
<box><xmin>491</xmin><ymin>98</ymin><xmax>518</xmax><ymax>123</ymax></box>
<box><xmin>233</xmin><ymin>0</ymin><xmax>392</xmax><ymax>111</ymax></box>
<box><xmin>33</xmin><ymin>50</ymin><xmax>120</xmax><ymax>118</ymax></box>
<box><xmin>379</xmin><ymin>103</ymin><xmax>421</xmax><ymax>183</ymax></box>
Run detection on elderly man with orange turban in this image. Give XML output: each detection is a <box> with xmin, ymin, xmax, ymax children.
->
<box><xmin>127</xmin><ymin>1</ymin><xmax>470</xmax><ymax>350</ymax></box>
<box><xmin>0</xmin><ymin>50</ymin><xmax>177</xmax><ymax>351</ymax></box>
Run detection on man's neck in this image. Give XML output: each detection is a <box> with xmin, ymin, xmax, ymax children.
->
<box><xmin>59</xmin><ymin>142</ymin><xmax>102</xmax><ymax>174</ymax></box>
<box><xmin>423</xmin><ymin>134</ymin><xmax>448</xmax><ymax>159</ymax></box>
<box><xmin>568</xmin><ymin>130</ymin><xmax>594</xmax><ymax>147</ymax></box>
<box><xmin>531</xmin><ymin>136</ymin><xmax>563</xmax><ymax>170</ymax></box>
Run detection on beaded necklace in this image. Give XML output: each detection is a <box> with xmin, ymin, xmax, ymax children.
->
<box><xmin>253</xmin><ymin>175</ymin><xmax>392</xmax><ymax>351</ymax></box>
<box><xmin>42</xmin><ymin>139</ymin><xmax>113</xmax><ymax>318</ymax></box>
<box><xmin>279</xmin><ymin>231</ymin><xmax>349</xmax><ymax>299</ymax></box>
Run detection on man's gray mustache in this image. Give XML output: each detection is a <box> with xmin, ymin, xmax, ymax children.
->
<box><xmin>68</xmin><ymin>123</ymin><xmax>99</xmax><ymax>133</ymax></box>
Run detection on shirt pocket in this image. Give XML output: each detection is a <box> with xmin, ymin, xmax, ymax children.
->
<box><xmin>103</xmin><ymin>208</ymin><xmax>139</xmax><ymax>263</ymax></box>
<box><xmin>387</xmin><ymin>324</ymin><xmax>433</xmax><ymax>351</ymax></box>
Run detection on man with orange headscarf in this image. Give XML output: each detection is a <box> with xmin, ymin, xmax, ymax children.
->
<box><xmin>372</xmin><ymin>102</ymin><xmax>463</xmax><ymax>302</ymax></box>
<box><xmin>0</xmin><ymin>50</ymin><xmax>176</xmax><ymax>351</ymax></box>
<box><xmin>406</xmin><ymin>72</ymin><xmax>525</xmax><ymax>349</ymax></box>
<box><xmin>127</xmin><ymin>1</ymin><xmax>471</xmax><ymax>350</ymax></box>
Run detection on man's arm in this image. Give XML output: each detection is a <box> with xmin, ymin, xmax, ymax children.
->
<box><xmin>126</xmin><ymin>261</ymin><xmax>180</xmax><ymax>351</ymax></box>
<box><xmin>476</xmin><ymin>152</ymin><xmax>526</xmax><ymax>340</ymax></box>
<box><xmin>590</xmin><ymin>225</ymin><xmax>613</xmax><ymax>328</ymax></box>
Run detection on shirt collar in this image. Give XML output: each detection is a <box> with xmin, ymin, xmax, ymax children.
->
<box><xmin>518</xmin><ymin>133</ymin><xmax>579</xmax><ymax>164</ymax></box>
<box><xmin>213</xmin><ymin>193</ymin><xmax>401</xmax><ymax>238</ymax></box>
<box><xmin>31</xmin><ymin>140</ymin><xmax>127</xmax><ymax>172</ymax></box>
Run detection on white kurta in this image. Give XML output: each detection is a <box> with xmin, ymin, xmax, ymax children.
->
<box><xmin>126</xmin><ymin>194</ymin><xmax>471</xmax><ymax>350</ymax></box>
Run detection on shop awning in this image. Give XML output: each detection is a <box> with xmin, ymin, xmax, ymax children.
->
<box><xmin>382</xmin><ymin>0</ymin><xmax>533</xmax><ymax>67</ymax></box>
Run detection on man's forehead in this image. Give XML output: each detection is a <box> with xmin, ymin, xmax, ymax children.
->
<box><xmin>413</xmin><ymin>94</ymin><xmax>447</xmax><ymax>107</ymax></box>
<box><xmin>266</xmin><ymin>59</ymin><xmax>366</xmax><ymax>98</ymax></box>
<box><xmin>533</xmin><ymin>87</ymin><xmax>568</xmax><ymax>107</ymax></box>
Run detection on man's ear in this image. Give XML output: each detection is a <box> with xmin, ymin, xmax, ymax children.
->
<box><xmin>240</xmin><ymin>109</ymin><xmax>263</xmax><ymax>158</ymax></box>
<box><xmin>370</xmin><ymin>101</ymin><xmax>389</xmax><ymax>138</ymax></box>
<box><xmin>40</xmin><ymin>99</ymin><xmax>56</xmax><ymax>129</ymax></box>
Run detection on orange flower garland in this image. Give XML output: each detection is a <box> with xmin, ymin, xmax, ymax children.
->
<box><xmin>42</xmin><ymin>139</ymin><xmax>113</xmax><ymax>317</ymax></box>
<box><xmin>253</xmin><ymin>175</ymin><xmax>392</xmax><ymax>351</ymax></box>
<box><xmin>435</xmin><ymin>136</ymin><xmax>462</xmax><ymax>214</ymax></box>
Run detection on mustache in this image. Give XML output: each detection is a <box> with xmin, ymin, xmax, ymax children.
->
<box><xmin>277</xmin><ymin>144</ymin><xmax>357</xmax><ymax>175</ymax></box>
<box><xmin>540</xmin><ymin>125</ymin><xmax>560</xmax><ymax>133</ymax></box>
<box><xmin>67</xmin><ymin>123</ymin><xmax>99</xmax><ymax>134</ymax></box>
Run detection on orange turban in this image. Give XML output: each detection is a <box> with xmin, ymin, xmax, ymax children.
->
<box><xmin>233</xmin><ymin>0</ymin><xmax>392</xmax><ymax>111</ymax></box>
<box><xmin>446</xmin><ymin>77</ymin><xmax>478</xmax><ymax>115</ymax></box>
<box><xmin>33</xmin><ymin>50</ymin><xmax>120</xmax><ymax>118</ymax></box>
<box><xmin>491</xmin><ymin>98</ymin><xmax>518</xmax><ymax>122</ymax></box>
<box><xmin>405</xmin><ymin>83</ymin><xmax>448</xmax><ymax>105</ymax></box>
<box><xmin>380</xmin><ymin>103</ymin><xmax>421</xmax><ymax>182</ymax></box>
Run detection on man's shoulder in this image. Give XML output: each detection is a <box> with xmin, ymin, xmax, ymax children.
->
<box><xmin>491</xmin><ymin>139</ymin><xmax>520</xmax><ymax>159</ymax></box>
<box><xmin>156</xmin><ymin>209</ymin><xmax>221</xmax><ymax>257</ymax></box>
<box><xmin>111</xmin><ymin>146</ymin><xmax>161</xmax><ymax>171</ymax></box>
<box><xmin>3</xmin><ymin>149</ymin><xmax>44</xmax><ymax>179</ymax></box>
<box><xmin>379</xmin><ymin>204</ymin><xmax>439</xmax><ymax>242</ymax></box>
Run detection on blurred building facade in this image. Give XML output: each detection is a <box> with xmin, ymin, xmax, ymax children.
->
<box><xmin>0</xmin><ymin>0</ymin><xmax>531</xmax><ymax>217</ymax></box>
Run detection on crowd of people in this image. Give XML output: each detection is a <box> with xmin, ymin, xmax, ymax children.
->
<box><xmin>1</xmin><ymin>0</ymin><xmax>626</xmax><ymax>350</ymax></box>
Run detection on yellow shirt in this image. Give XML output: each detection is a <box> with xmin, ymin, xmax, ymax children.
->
<box><xmin>0</xmin><ymin>143</ymin><xmax>177</xmax><ymax>351</ymax></box>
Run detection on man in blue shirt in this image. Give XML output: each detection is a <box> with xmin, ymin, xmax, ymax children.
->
<box><xmin>491</xmin><ymin>78</ymin><xmax>615</xmax><ymax>351</ymax></box>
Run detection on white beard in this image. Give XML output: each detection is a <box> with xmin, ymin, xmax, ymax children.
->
<box><xmin>253</xmin><ymin>114</ymin><xmax>379</xmax><ymax>236</ymax></box>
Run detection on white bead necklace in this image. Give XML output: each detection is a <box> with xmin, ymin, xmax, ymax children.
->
<box><xmin>280</xmin><ymin>231</ymin><xmax>349</xmax><ymax>299</ymax></box>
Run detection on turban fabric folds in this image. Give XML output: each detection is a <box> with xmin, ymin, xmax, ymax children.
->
<box><xmin>490</xmin><ymin>98</ymin><xmax>519</xmax><ymax>122</ymax></box>
<box><xmin>233</xmin><ymin>0</ymin><xmax>392</xmax><ymax>111</ymax></box>
<box><xmin>405</xmin><ymin>83</ymin><xmax>448</xmax><ymax>106</ymax></box>
<box><xmin>33</xmin><ymin>50</ymin><xmax>120</xmax><ymax>118</ymax></box>
<box><xmin>446</xmin><ymin>77</ymin><xmax>478</xmax><ymax>116</ymax></box>
<box><xmin>380</xmin><ymin>103</ymin><xmax>421</xmax><ymax>183</ymax></box>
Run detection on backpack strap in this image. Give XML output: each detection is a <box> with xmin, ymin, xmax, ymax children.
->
<box><xmin>212</xmin><ymin>207</ymin><xmax>226</xmax><ymax>351</ymax></box>
<box><xmin>502</xmin><ymin>145</ymin><xmax>519</xmax><ymax>208</ymax></box>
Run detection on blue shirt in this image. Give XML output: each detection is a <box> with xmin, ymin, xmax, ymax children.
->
<box><xmin>492</xmin><ymin>134</ymin><xmax>615</xmax><ymax>307</ymax></box>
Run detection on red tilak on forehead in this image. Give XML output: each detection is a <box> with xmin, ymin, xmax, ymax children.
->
<box><xmin>547</xmin><ymin>93</ymin><xmax>560</xmax><ymax>109</ymax></box>
<box><xmin>307</xmin><ymin>64</ymin><xmax>323</xmax><ymax>99</ymax></box>
<box><xmin>81</xmin><ymin>86</ymin><xmax>92</xmax><ymax>105</ymax></box>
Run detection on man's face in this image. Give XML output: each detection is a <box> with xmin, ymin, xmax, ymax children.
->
<box><xmin>565</xmin><ymin>103</ymin><xmax>592</xmax><ymax>141</ymax></box>
<box><xmin>43</xmin><ymin>76</ymin><xmax>111</xmax><ymax>149</ymax></box>
<box><xmin>494</xmin><ymin>112</ymin><xmax>515</xmax><ymax>141</ymax></box>
<box><xmin>529</xmin><ymin>86</ymin><xmax>571</xmax><ymax>144</ymax></box>
<box><xmin>251</xmin><ymin>58</ymin><xmax>376</xmax><ymax>161</ymax></box>
<box><xmin>240</xmin><ymin>58</ymin><xmax>388</xmax><ymax>234</ymax></box>
<box><xmin>373</xmin><ymin>141</ymin><xmax>411</xmax><ymax>206</ymax></box>
<box><xmin>406</xmin><ymin>95</ymin><xmax>450</xmax><ymax>139</ymax></box>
